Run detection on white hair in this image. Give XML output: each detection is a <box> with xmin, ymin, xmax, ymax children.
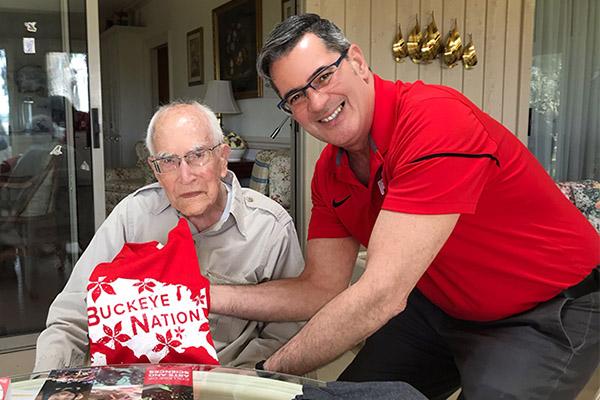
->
<box><xmin>145</xmin><ymin>100</ymin><xmax>224</xmax><ymax>155</ymax></box>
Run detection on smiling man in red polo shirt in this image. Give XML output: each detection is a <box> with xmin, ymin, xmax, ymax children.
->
<box><xmin>211</xmin><ymin>14</ymin><xmax>600</xmax><ymax>399</ymax></box>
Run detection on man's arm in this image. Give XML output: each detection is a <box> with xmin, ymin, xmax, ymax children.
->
<box><xmin>264</xmin><ymin>210</ymin><xmax>459</xmax><ymax>375</ymax></box>
<box><xmin>211</xmin><ymin>236</ymin><xmax>360</xmax><ymax>321</ymax></box>
<box><xmin>34</xmin><ymin>205</ymin><xmax>130</xmax><ymax>372</ymax></box>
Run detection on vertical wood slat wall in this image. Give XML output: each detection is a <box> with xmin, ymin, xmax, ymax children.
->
<box><xmin>298</xmin><ymin>0</ymin><xmax>535</xmax><ymax>242</ymax></box>
<box><xmin>308</xmin><ymin>0</ymin><xmax>534</xmax><ymax>136</ymax></box>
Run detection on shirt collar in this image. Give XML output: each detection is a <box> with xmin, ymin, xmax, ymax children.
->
<box><xmin>205</xmin><ymin>170</ymin><xmax>248</xmax><ymax>238</ymax></box>
<box><xmin>331</xmin><ymin>75</ymin><xmax>398</xmax><ymax>185</ymax></box>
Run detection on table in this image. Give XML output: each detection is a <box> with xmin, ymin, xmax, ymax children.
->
<box><xmin>227</xmin><ymin>160</ymin><xmax>254</xmax><ymax>181</ymax></box>
<box><xmin>7</xmin><ymin>364</ymin><xmax>323</xmax><ymax>400</ymax></box>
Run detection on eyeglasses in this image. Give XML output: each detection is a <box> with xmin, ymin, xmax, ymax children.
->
<box><xmin>149</xmin><ymin>143</ymin><xmax>222</xmax><ymax>174</ymax></box>
<box><xmin>277</xmin><ymin>49</ymin><xmax>348</xmax><ymax>114</ymax></box>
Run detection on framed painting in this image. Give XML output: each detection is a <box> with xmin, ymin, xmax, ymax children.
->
<box><xmin>213</xmin><ymin>0</ymin><xmax>262</xmax><ymax>99</ymax></box>
<box><xmin>187</xmin><ymin>27</ymin><xmax>204</xmax><ymax>86</ymax></box>
<box><xmin>281</xmin><ymin>0</ymin><xmax>295</xmax><ymax>20</ymax></box>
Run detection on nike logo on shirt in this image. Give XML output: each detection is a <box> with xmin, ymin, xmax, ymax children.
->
<box><xmin>332</xmin><ymin>194</ymin><xmax>351</xmax><ymax>208</ymax></box>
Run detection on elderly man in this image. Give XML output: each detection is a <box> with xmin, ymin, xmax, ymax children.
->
<box><xmin>34</xmin><ymin>101</ymin><xmax>304</xmax><ymax>372</ymax></box>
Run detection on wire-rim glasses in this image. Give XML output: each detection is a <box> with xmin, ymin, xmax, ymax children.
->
<box><xmin>149</xmin><ymin>143</ymin><xmax>222</xmax><ymax>174</ymax></box>
<box><xmin>277</xmin><ymin>49</ymin><xmax>349</xmax><ymax>115</ymax></box>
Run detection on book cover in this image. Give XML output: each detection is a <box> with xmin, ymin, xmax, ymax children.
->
<box><xmin>141</xmin><ymin>366</ymin><xmax>193</xmax><ymax>400</ymax></box>
<box><xmin>88</xmin><ymin>366</ymin><xmax>146</xmax><ymax>400</ymax></box>
<box><xmin>33</xmin><ymin>378</ymin><xmax>93</xmax><ymax>400</ymax></box>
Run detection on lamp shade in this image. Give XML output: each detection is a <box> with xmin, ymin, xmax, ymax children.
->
<box><xmin>203</xmin><ymin>80</ymin><xmax>240</xmax><ymax>114</ymax></box>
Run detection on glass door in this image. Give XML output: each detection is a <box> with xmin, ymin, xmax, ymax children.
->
<box><xmin>0</xmin><ymin>0</ymin><xmax>101</xmax><ymax>352</ymax></box>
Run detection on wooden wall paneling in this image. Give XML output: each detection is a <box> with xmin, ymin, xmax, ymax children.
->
<box><xmin>482</xmin><ymin>0</ymin><xmax>507</xmax><ymax>121</ymax></box>
<box><xmin>516</xmin><ymin>0</ymin><xmax>535</xmax><ymax>144</ymax></box>
<box><xmin>419</xmin><ymin>0</ymin><xmax>444</xmax><ymax>84</ymax></box>
<box><xmin>321</xmin><ymin>0</ymin><xmax>346</xmax><ymax>30</ymax></box>
<box><xmin>371</xmin><ymin>0</ymin><xmax>397</xmax><ymax>80</ymax></box>
<box><xmin>304</xmin><ymin>0</ymin><xmax>321</xmax><ymax>14</ymax></box>
<box><xmin>501</xmin><ymin>0</ymin><xmax>522</xmax><ymax>134</ymax></box>
<box><xmin>462</xmin><ymin>0</ymin><xmax>487</xmax><ymax>107</ymax></box>
<box><xmin>346</xmin><ymin>0</ymin><xmax>371</xmax><ymax>63</ymax></box>
<box><xmin>441</xmin><ymin>0</ymin><xmax>465</xmax><ymax>91</ymax></box>
<box><xmin>395</xmin><ymin>0</ymin><xmax>420</xmax><ymax>82</ymax></box>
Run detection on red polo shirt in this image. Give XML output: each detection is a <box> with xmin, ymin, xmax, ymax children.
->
<box><xmin>308</xmin><ymin>75</ymin><xmax>599</xmax><ymax>321</ymax></box>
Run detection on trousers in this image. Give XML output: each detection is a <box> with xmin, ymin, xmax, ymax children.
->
<box><xmin>339</xmin><ymin>268</ymin><xmax>600</xmax><ymax>399</ymax></box>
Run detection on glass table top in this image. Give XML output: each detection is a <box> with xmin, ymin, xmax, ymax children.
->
<box><xmin>7</xmin><ymin>364</ymin><xmax>323</xmax><ymax>400</ymax></box>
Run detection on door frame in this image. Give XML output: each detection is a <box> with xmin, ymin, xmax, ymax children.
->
<box><xmin>0</xmin><ymin>0</ymin><xmax>104</xmax><ymax>357</ymax></box>
<box><xmin>87</xmin><ymin>0</ymin><xmax>106</xmax><ymax>229</ymax></box>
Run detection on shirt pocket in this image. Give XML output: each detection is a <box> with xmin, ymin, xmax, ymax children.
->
<box><xmin>205</xmin><ymin>268</ymin><xmax>260</xmax><ymax>285</ymax></box>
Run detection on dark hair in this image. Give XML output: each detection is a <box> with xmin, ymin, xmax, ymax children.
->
<box><xmin>256</xmin><ymin>13</ymin><xmax>350</xmax><ymax>95</ymax></box>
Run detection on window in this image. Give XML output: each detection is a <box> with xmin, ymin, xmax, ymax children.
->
<box><xmin>528</xmin><ymin>0</ymin><xmax>599</xmax><ymax>180</ymax></box>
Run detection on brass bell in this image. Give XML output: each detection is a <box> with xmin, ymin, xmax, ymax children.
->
<box><xmin>420</xmin><ymin>12</ymin><xmax>442</xmax><ymax>64</ymax></box>
<box><xmin>462</xmin><ymin>33</ymin><xmax>477</xmax><ymax>69</ymax></box>
<box><xmin>443</xmin><ymin>19</ymin><xmax>463</xmax><ymax>68</ymax></box>
<box><xmin>392</xmin><ymin>24</ymin><xmax>408</xmax><ymax>62</ymax></box>
<box><xmin>407</xmin><ymin>15</ymin><xmax>423</xmax><ymax>64</ymax></box>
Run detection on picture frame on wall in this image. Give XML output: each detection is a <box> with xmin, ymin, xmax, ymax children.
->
<box><xmin>187</xmin><ymin>27</ymin><xmax>204</xmax><ymax>86</ymax></box>
<box><xmin>281</xmin><ymin>0</ymin><xmax>295</xmax><ymax>20</ymax></box>
<box><xmin>213</xmin><ymin>0</ymin><xmax>262</xmax><ymax>99</ymax></box>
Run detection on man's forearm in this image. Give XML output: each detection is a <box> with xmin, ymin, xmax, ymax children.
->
<box><xmin>211</xmin><ymin>276</ymin><xmax>337</xmax><ymax>321</ymax></box>
<box><xmin>263</xmin><ymin>278</ymin><xmax>405</xmax><ymax>375</ymax></box>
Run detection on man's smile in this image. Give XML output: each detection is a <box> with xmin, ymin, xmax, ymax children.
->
<box><xmin>319</xmin><ymin>102</ymin><xmax>345</xmax><ymax>123</ymax></box>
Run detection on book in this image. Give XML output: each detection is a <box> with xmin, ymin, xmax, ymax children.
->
<box><xmin>34</xmin><ymin>366</ymin><xmax>197</xmax><ymax>400</ymax></box>
<box><xmin>33</xmin><ymin>378</ymin><xmax>93</xmax><ymax>400</ymax></box>
<box><xmin>141</xmin><ymin>366</ymin><xmax>193</xmax><ymax>400</ymax></box>
<box><xmin>89</xmin><ymin>366</ymin><xmax>145</xmax><ymax>400</ymax></box>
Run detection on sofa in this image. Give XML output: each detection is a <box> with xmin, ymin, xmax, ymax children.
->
<box><xmin>556</xmin><ymin>180</ymin><xmax>600</xmax><ymax>232</ymax></box>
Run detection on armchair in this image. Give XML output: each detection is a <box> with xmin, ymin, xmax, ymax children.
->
<box><xmin>0</xmin><ymin>145</ymin><xmax>69</xmax><ymax>297</ymax></box>
<box><xmin>249</xmin><ymin>149</ymin><xmax>291</xmax><ymax>212</ymax></box>
<box><xmin>105</xmin><ymin>141</ymin><xmax>155</xmax><ymax>214</ymax></box>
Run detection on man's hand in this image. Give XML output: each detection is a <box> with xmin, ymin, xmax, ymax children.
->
<box><xmin>263</xmin><ymin>211</ymin><xmax>459</xmax><ymax>375</ymax></box>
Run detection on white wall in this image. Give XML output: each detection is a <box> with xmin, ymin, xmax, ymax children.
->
<box><xmin>132</xmin><ymin>0</ymin><xmax>291</xmax><ymax>149</ymax></box>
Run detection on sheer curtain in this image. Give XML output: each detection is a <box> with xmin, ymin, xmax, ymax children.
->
<box><xmin>528</xmin><ymin>0</ymin><xmax>600</xmax><ymax>180</ymax></box>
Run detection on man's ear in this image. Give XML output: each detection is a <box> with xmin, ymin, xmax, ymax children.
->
<box><xmin>220</xmin><ymin>143</ymin><xmax>231</xmax><ymax>177</ymax></box>
<box><xmin>347</xmin><ymin>44</ymin><xmax>370</xmax><ymax>81</ymax></box>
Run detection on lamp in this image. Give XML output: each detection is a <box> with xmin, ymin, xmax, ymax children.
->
<box><xmin>203</xmin><ymin>80</ymin><xmax>240</xmax><ymax>129</ymax></box>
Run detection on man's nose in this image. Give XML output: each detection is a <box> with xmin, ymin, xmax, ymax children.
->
<box><xmin>306</xmin><ymin>88</ymin><xmax>328</xmax><ymax>112</ymax></box>
<box><xmin>178</xmin><ymin>158</ymin><xmax>196</xmax><ymax>183</ymax></box>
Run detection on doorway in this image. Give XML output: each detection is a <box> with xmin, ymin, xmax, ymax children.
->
<box><xmin>0</xmin><ymin>0</ymin><xmax>102</xmax><ymax>367</ymax></box>
<box><xmin>153</xmin><ymin>43</ymin><xmax>170</xmax><ymax>108</ymax></box>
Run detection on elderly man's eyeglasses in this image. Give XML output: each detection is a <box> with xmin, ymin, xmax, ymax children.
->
<box><xmin>277</xmin><ymin>49</ymin><xmax>348</xmax><ymax>114</ymax></box>
<box><xmin>149</xmin><ymin>144</ymin><xmax>222</xmax><ymax>174</ymax></box>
